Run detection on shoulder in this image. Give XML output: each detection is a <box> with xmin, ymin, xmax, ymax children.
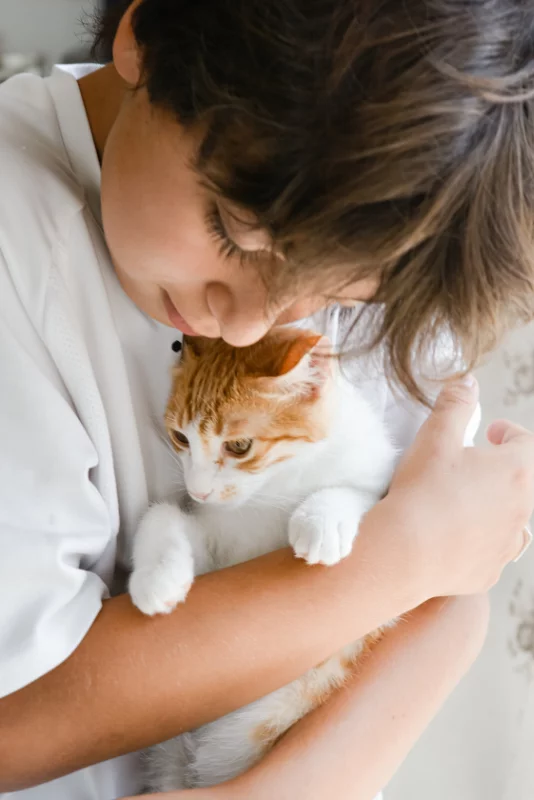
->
<box><xmin>0</xmin><ymin>72</ymin><xmax>86</xmax><ymax>317</ymax></box>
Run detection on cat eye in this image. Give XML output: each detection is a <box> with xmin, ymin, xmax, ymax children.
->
<box><xmin>170</xmin><ymin>430</ymin><xmax>190</xmax><ymax>448</ymax></box>
<box><xmin>224</xmin><ymin>439</ymin><xmax>253</xmax><ymax>457</ymax></box>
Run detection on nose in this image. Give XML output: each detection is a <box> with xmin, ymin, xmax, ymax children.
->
<box><xmin>189</xmin><ymin>490</ymin><xmax>212</xmax><ymax>502</ymax></box>
<box><xmin>206</xmin><ymin>283</ymin><xmax>274</xmax><ymax>347</ymax></box>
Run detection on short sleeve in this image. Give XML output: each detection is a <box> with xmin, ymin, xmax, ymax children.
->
<box><xmin>0</xmin><ymin>253</ymin><xmax>113</xmax><ymax>698</ymax></box>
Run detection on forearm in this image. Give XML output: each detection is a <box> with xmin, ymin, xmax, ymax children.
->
<box><xmin>0</xmin><ymin>500</ymin><xmax>419</xmax><ymax>791</ymax></box>
<box><xmin>222</xmin><ymin>594</ymin><xmax>490</xmax><ymax>800</ymax></box>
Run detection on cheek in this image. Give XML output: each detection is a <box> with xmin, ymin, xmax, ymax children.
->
<box><xmin>276</xmin><ymin>298</ymin><xmax>328</xmax><ymax>325</ymax></box>
<box><xmin>102</xmin><ymin>110</ymin><xmax>217</xmax><ymax>287</ymax></box>
<box><xmin>180</xmin><ymin>451</ymin><xmax>192</xmax><ymax>478</ymax></box>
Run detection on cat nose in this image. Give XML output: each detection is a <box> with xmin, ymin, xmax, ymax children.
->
<box><xmin>190</xmin><ymin>490</ymin><xmax>212</xmax><ymax>502</ymax></box>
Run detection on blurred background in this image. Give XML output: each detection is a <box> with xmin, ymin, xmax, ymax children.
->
<box><xmin>0</xmin><ymin>0</ymin><xmax>106</xmax><ymax>79</ymax></box>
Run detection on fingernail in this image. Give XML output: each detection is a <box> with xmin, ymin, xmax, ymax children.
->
<box><xmin>458</xmin><ymin>374</ymin><xmax>476</xmax><ymax>388</ymax></box>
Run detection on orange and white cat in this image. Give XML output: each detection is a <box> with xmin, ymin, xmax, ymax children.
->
<box><xmin>130</xmin><ymin>327</ymin><xmax>396</xmax><ymax>791</ymax></box>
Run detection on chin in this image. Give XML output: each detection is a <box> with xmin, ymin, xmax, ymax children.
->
<box><xmin>214</xmin><ymin>495</ymin><xmax>248</xmax><ymax>509</ymax></box>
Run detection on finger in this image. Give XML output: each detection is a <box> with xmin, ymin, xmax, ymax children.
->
<box><xmin>422</xmin><ymin>376</ymin><xmax>479</xmax><ymax>450</ymax></box>
<box><xmin>513</xmin><ymin>526</ymin><xmax>533</xmax><ymax>563</ymax></box>
<box><xmin>487</xmin><ymin>419</ymin><xmax>532</xmax><ymax>446</ymax></box>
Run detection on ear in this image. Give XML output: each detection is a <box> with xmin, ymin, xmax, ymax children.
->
<box><xmin>113</xmin><ymin>0</ymin><xmax>143</xmax><ymax>86</ymax></box>
<box><xmin>255</xmin><ymin>332</ymin><xmax>332</xmax><ymax>399</ymax></box>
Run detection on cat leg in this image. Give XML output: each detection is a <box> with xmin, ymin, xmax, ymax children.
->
<box><xmin>186</xmin><ymin>682</ymin><xmax>308</xmax><ymax>788</ymax></box>
<box><xmin>289</xmin><ymin>487</ymin><xmax>376</xmax><ymax>566</ymax></box>
<box><xmin>129</xmin><ymin>502</ymin><xmax>209</xmax><ymax>616</ymax></box>
<box><xmin>143</xmin><ymin>735</ymin><xmax>194</xmax><ymax>792</ymax></box>
<box><xmin>188</xmin><ymin>652</ymin><xmax>358</xmax><ymax>789</ymax></box>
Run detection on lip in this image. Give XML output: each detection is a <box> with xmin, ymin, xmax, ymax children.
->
<box><xmin>162</xmin><ymin>291</ymin><xmax>200</xmax><ymax>336</ymax></box>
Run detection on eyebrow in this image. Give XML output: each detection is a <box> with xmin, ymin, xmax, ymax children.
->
<box><xmin>195</xmin><ymin>125</ymin><xmax>219</xmax><ymax>172</ymax></box>
<box><xmin>194</xmin><ymin>132</ymin><xmax>269</xmax><ymax>234</ymax></box>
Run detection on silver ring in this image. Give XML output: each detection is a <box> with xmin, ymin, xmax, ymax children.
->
<box><xmin>514</xmin><ymin>525</ymin><xmax>533</xmax><ymax>563</ymax></box>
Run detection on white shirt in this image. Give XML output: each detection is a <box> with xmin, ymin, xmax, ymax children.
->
<box><xmin>0</xmin><ymin>65</ymin><xmax>459</xmax><ymax>800</ymax></box>
<box><xmin>0</xmin><ymin>64</ymin><xmax>180</xmax><ymax>800</ymax></box>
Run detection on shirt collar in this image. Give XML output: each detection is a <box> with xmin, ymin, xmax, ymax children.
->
<box><xmin>46</xmin><ymin>64</ymin><xmax>103</xmax><ymax>227</ymax></box>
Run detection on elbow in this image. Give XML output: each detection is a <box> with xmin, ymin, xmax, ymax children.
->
<box><xmin>0</xmin><ymin>767</ymin><xmax>52</xmax><ymax>794</ymax></box>
<box><xmin>0</xmin><ymin>766</ymin><xmax>30</xmax><ymax>794</ymax></box>
<box><xmin>0</xmin><ymin>761</ymin><xmax>41</xmax><ymax>794</ymax></box>
<box><xmin>0</xmin><ymin>731</ymin><xmax>55</xmax><ymax>793</ymax></box>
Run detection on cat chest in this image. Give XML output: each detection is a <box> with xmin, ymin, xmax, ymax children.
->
<box><xmin>200</xmin><ymin>506</ymin><xmax>292</xmax><ymax>570</ymax></box>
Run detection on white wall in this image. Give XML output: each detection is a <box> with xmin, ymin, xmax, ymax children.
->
<box><xmin>0</xmin><ymin>0</ymin><xmax>98</xmax><ymax>67</ymax></box>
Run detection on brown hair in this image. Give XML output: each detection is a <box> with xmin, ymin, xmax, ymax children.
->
<box><xmin>94</xmin><ymin>1</ymin><xmax>534</xmax><ymax>400</ymax></box>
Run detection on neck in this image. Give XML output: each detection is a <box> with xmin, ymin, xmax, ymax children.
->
<box><xmin>78</xmin><ymin>64</ymin><xmax>129</xmax><ymax>161</ymax></box>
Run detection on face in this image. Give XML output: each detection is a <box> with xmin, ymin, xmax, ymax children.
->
<box><xmin>97</xmin><ymin>6</ymin><xmax>378</xmax><ymax>347</ymax></box>
<box><xmin>165</xmin><ymin>332</ymin><xmax>333</xmax><ymax>507</ymax></box>
<box><xmin>169</xmin><ymin>415</ymin><xmax>318</xmax><ymax>508</ymax></box>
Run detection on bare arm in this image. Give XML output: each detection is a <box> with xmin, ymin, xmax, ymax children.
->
<box><xmin>142</xmin><ymin>594</ymin><xmax>489</xmax><ymax>800</ymax></box>
<box><xmin>0</xmin><ymin>501</ymin><xmax>418</xmax><ymax>792</ymax></box>
<box><xmin>228</xmin><ymin>594</ymin><xmax>490</xmax><ymax>800</ymax></box>
<box><xmin>1</xmin><ymin>379</ymin><xmax>530</xmax><ymax>791</ymax></box>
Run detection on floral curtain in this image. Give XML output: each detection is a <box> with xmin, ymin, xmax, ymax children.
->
<box><xmin>388</xmin><ymin>323</ymin><xmax>534</xmax><ymax>800</ymax></box>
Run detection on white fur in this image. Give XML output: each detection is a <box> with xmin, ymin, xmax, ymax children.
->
<box><xmin>130</xmin><ymin>370</ymin><xmax>396</xmax><ymax>790</ymax></box>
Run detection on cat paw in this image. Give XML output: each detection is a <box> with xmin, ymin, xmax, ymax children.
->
<box><xmin>289</xmin><ymin>491</ymin><xmax>361</xmax><ymax>566</ymax></box>
<box><xmin>129</xmin><ymin>509</ymin><xmax>195</xmax><ymax>615</ymax></box>
<box><xmin>129</xmin><ymin>559</ymin><xmax>194</xmax><ymax>616</ymax></box>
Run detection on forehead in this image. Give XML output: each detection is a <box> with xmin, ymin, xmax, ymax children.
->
<box><xmin>166</xmin><ymin>371</ymin><xmax>271</xmax><ymax>432</ymax></box>
<box><xmin>186</xmin><ymin>405</ymin><xmax>273</xmax><ymax>439</ymax></box>
<box><xmin>221</xmin><ymin>409</ymin><xmax>272</xmax><ymax>438</ymax></box>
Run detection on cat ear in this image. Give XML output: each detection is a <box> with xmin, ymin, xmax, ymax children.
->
<box><xmin>278</xmin><ymin>334</ymin><xmax>324</xmax><ymax>376</ymax></box>
<box><xmin>255</xmin><ymin>332</ymin><xmax>332</xmax><ymax>398</ymax></box>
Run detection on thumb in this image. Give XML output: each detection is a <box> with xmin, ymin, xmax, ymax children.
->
<box><xmin>425</xmin><ymin>375</ymin><xmax>479</xmax><ymax>449</ymax></box>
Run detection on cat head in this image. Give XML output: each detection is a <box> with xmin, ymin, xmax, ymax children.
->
<box><xmin>165</xmin><ymin>328</ymin><xmax>335</xmax><ymax>507</ymax></box>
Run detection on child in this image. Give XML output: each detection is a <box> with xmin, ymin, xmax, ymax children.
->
<box><xmin>0</xmin><ymin>2</ymin><xmax>533</xmax><ymax>797</ymax></box>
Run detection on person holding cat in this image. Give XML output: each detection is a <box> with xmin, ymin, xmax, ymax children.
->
<box><xmin>0</xmin><ymin>1</ymin><xmax>533</xmax><ymax>798</ymax></box>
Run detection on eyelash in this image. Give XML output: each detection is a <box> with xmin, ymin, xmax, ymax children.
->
<box><xmin>205</xmin><ymin>203</ymin><xmax>263</xmax><ymax>267</ymax></box>
<box><xmin>326</xmin><ymin>297</ymin><xmax>361</xmax><ymax>308</ymax></box>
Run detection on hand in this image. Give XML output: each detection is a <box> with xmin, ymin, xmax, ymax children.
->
<box><xmin>386</xmin><ymin>376</ymin><xmax>534</xmax><ymax>599</ymax></box>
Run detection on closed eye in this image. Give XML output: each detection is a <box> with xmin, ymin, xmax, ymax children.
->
<box><xmin>205</xmin><ymin>203</ymin><xmax>263</xmax><ymax>267</ymax></box>
<box><xmin>325</xmin><ymin>296</ymin><xmax>362</xmax><ymax>308</ymax></box>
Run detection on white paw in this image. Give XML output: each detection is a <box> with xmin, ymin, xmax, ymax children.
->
<box><xmin>289</xmin><ymin>491</ymin><xmax>361</xmax><ymax>566</ymax></box>
<box><xmin>130</xmin><ymin>505</ymin><xmax>195</xmax><ymax>615</ymax></box>
<box><xmin>129</xmin><ymin>559</ymin><xmax>194</xmax><ymax>616</ymax></box>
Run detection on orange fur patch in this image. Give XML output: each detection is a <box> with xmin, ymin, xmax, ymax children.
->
<box><xmin>252</xmin><ymin>721</ymin><xmax>284</xmax><ymax>750</ymax></box>
<box><xmin>220</xmin><ymin>484</ymin><xmax>238</xmax><ymax>501</ymax></box>
<box><xmin>251</xmin><ymin>628</ymin><xmax>388</xmax><ymax>756</ymax></box>
<box><xmin>339</xmin><ymin>630</ymin><xmax>386</xmax><ymax>671</ymax></box>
